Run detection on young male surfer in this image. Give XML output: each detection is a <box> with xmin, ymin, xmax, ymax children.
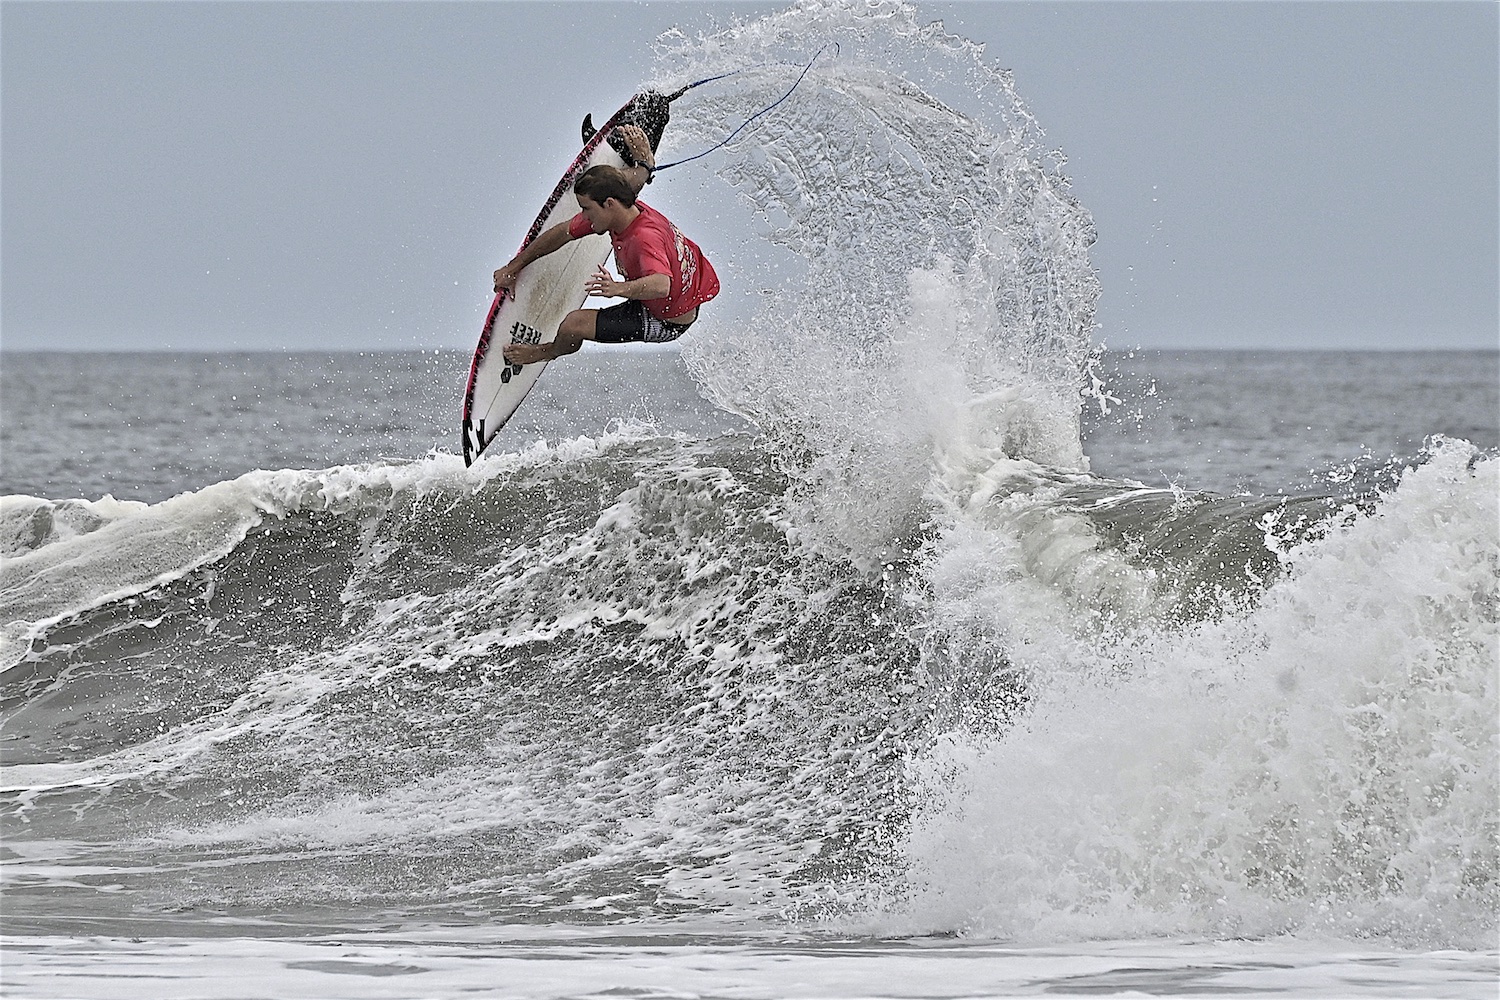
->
<box><xmin>495</xmin><ymin>125</ymin><xmax>719</xmax><ymax>365</ymax></box>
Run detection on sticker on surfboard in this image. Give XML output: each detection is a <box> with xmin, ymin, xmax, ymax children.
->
<box><xmin>460</xmin><ymin>93</ymin><xmax>673</xmax><ymax>466</ymax></box>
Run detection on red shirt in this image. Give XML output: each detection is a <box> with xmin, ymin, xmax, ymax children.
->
<box><xmin>569</xmin><ymin>201</ymin><xmax>719</xmax><ymax>321</ymax></box>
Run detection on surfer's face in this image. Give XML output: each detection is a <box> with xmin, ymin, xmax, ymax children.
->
<box><xmin>575</xmin><ymin>194</ymin><xmax>614</xmax><ymax>235</ymax></box>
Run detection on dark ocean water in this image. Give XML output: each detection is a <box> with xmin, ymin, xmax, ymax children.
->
<box><xmin>4</xmin><ymin>348</ymin><xmax>1493</xmax><ymax>503</ymax></box>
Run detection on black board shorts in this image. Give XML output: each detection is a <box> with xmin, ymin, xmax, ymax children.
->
<box><xmin>594</xmin><ymin>300</ymin><xmax>696</xmax><ymax>345</ymax></box>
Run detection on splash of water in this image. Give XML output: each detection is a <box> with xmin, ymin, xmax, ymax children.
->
<box><xmin>653</xmin><ymin>0</ymin><xmax>1101</xmax><ymax>565</ymax></box>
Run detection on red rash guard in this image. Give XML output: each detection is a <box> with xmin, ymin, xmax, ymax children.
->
<box><xmin>569</xmin><ymin>201</ymin><xmax>719</xmax><ymax>322</ymax></box>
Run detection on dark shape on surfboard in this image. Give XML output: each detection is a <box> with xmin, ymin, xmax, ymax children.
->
<box><xmin>580</xmin><ymin>86</ymin><xmax>690</xmax><ymax>167</ymax></box>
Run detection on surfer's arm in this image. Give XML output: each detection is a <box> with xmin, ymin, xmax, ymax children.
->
<box><xmin>585</xmin><ymin>264</ymin><xmax>669</xmax><ymax>301</ymax></box>
<box><xmin>615</xmin><ymin>125</ymin><xmax>655</xmax><ymax>194</ymax></box>
<box><xmin>494</xmin><ymin>222</ymin><xmax>576</xmax><ymax>292</ymax></box>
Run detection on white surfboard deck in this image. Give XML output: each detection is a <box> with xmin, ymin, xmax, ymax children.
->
<box><xmin>461</xmin><ymin>103</ymin><xmax>641</xmax><ymax>465</ymax></box>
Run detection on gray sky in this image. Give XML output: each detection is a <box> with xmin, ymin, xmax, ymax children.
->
<box><xmin>3</xmin><ymin>1</ymin><xmax>1495</xmax><ymax>352</ymax></box>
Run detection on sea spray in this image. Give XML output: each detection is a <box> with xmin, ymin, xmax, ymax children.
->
<box><xmin>653</xmin><ymin>13</ymin><xmax>1496</xmax><ymax>944</ymax></box>
<box><xmin>892</xmin><ymin>439</ymin><xmax>1499</xmax><ymax>947</ymax></box>
<box><xmin>659</xmin><ymin>0</ymin><xmax>1100</xmax><ymax>565</ymax></box>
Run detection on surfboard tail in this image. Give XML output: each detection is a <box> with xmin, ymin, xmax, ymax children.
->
<box><xmin>585</xmin><ymin>91</ymin><xmax>677</xmax><ymax>166</ymax></box>
<box><xmin>584</xmin><ymin>85</ymin><xmax>700</xmax><ymax>163</ymax></box>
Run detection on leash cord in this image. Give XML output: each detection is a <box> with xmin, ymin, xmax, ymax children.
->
<box><xmin>652</xmin><ymin>43</ymin><xmax>836</xmax><ymax>177</ymax></box>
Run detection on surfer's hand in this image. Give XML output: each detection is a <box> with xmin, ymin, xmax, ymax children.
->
<box><xmin>494</xmin><ymin>267</ymin><xmax>520</xmax><ymax>294</ymax></box>
<box><xmin>616</xmin><ymin>125</ymin><xmax>654</xmax><ymax>169</ymax></box>
<box><xmin>585</xmin><ymin>265</ymin><xmax>623</xmax><ymax>298</ymax></box>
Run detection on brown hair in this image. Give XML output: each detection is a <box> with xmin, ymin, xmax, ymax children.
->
<box><xmin>573</xmin><ymin>165</ymin><xmax>637</xmax><ymax>208</ymax></box>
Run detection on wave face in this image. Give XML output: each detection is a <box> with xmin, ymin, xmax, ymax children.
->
<box><xmin>3</xmin><ymin>0</ymin><xmax>1495</xmax><ymax>949</ymax></box>
<box><xmin>2</xmin><ymin>436</ymin><xmax>930</xmax><ymax>923</ymax></box>
<box><xmin>4</xmin><ymin>434</ymin><xmax>1492</xmax><ymax>943</ymax></box>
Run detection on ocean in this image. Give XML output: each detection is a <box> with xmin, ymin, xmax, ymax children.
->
<box><xmin>3</xmin><ymin>4</ymin><xmax>1498</xmax><ymax>998</ymax></box>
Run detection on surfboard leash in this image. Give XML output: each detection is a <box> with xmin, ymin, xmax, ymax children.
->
<box><xmin>662</xmin><ymin>45</ymin><xmax>824</xmax><ymax>103</ymax></box>
<box><xmin>650</xmin><ymin>43</ymin><xmax>838</xmax><ymax>178</ymax></box>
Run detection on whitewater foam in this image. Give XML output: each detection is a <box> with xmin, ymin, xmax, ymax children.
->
<box><xmin>893</xmin><ymin>439</ymin><xmax>1498</xmax><ymax>948</ymax></box>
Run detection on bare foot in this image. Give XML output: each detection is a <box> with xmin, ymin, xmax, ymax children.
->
<box><xmin>503</xmin><ymin>342</ymin><xmax>553</xmax><ymax>365</ymax></box>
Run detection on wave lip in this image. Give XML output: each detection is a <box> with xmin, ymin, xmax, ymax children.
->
<box><xmin>1</xmin><ymin>483</ymin><xmax>268</xmax><ymax>670</ymax></box>
<box><xmin>0</xmin><ymin>429</ymin><xmax>675</xmax><ymax>672</ymax></box>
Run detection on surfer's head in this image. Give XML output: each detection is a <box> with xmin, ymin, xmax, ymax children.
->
<box><xmin>574</xmin><ymin>166</ymin><xmax>638</xmax><ymax>210</ymax></box>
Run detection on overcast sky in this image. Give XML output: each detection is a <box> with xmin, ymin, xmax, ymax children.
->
<box><xmin>3</xmin><ymin>1</ymin><xmax>1495</xmax><ymax>352</ymax></box>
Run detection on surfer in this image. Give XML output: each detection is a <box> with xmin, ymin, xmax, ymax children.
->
<box><xmin>494</xmin><ymin>125</ymin><xmax>719</xmax><ymax>365</ymax></box>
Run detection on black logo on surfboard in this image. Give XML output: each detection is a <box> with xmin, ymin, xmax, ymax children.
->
<box><xmin>500</xmin><ymin>321</ymin><xmax>542</xmax><ymax>382</ymax></box>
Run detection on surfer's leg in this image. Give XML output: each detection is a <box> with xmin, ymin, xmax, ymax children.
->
<box><xmin>550</xmin><ymin>309</ymin><xmax>598</xmax><ymax>357</ymax></box>
<box><xmin>504</xmin><ymin>309</ymin><xmax>597</xmax><ymax>364</ymax></box>
<box><xmin>508</xmin><ymin>300</ymin><xmax>656</xmax><ymax>365</ymax></box>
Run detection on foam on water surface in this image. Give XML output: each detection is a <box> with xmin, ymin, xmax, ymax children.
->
<box><xmin>2</xmin><ymin>932</ymin><xmax>1496</xmax><ymax>1000</ymax></box>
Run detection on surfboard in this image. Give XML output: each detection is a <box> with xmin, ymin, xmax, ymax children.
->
<box><xmin>460</xmin><ymin>93</ymin><xmax>673</xmax><ymax>466</ymax></box>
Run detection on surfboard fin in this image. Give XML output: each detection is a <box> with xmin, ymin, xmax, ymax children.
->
<box><xmin>581</xmin><ymin>113</ymin><xmax>596</xmax><ymax>145</ymax></box>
